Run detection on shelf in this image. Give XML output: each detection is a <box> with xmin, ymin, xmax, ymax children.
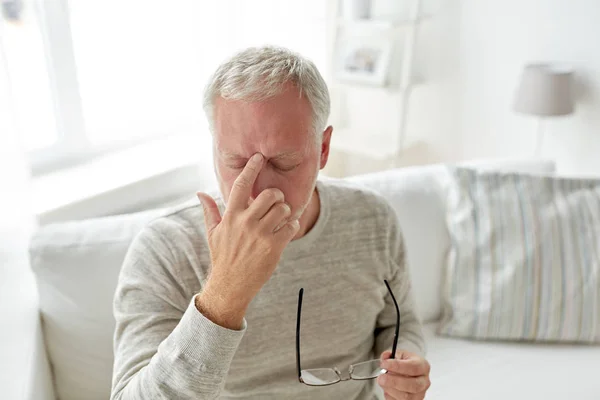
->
<box><xmin>330</xmin><ymin>128</ymin><xmax>400</xmax><ymax>160</ymax></box>
<box><xmin>335</xmin><ymin>14</ymin><xmax>433</xmax><ymax>31</ymax></box>
<box><xmin>330</xmin><ymin>79</ymin><xmax>422</xmax><ymax>94</ymax></box>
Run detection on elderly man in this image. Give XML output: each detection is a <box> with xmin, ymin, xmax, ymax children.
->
<box><xmin>111</xmin><ymin>46</ymin><xmax>431</xmax><ymax>400</ymax></box>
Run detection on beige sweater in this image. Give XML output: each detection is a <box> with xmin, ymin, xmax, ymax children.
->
<box><xmin>111</xmin><ymin>177</ymin><xmax>425</xmax><ymax>400</ymax></box>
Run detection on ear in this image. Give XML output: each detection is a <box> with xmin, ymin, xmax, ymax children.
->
<box><xmin>319</xmin><ymin>125</ymin><xmax>333</xmax><ymax>170</ymax></box>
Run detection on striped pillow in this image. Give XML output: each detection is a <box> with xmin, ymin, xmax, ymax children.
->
<box><xmin>438</xmin><ymin>167</ymin><xmax>600</xmax><ymax>343</ymax></box>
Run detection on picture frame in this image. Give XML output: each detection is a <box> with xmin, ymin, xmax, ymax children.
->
<box><xmin>335</xmin><ymin>35</ymin><xmax>393</xmax><ymax>86</ymax></box>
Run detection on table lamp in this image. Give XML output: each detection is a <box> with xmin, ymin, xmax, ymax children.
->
<box><xmin>513</xmin><ymin>63</ymin><xmax>575</xmax><ymax>156</ymax></box>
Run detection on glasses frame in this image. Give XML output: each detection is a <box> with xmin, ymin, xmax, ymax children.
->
<box><xmin>295</xmin><ymin>279</ymin><xmax>401</xmax><ymax>386</ymax></box>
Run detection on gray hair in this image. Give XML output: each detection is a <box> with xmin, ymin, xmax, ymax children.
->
<box><xmin>202</xmin><ymin>46</ymin><xmax>330</xmax><ymax>139</ymax></box>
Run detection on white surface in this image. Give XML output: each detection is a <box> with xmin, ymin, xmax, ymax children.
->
<box><xmin>330</xmin><ymin>1</ymin><xmax>600</xmax><ymax>177</ymax></box>
<box><xmin>29</xmin><ymin>207</ymin><xmax>170</xmax><ymax>400</ymax></box>
<box><xmin>326</xmin><ymin>0</ymin><xmax>463</xmax><ymax>173</ymax></box>
<box><xmin>1</xmin><ymin>35</ymin><xmax>55</xmax><ymax>400</ymax></box>
<box><xmin>328</xmin><ymin>0</ymin><xmax>425</xmax><ymax>162</ymax></box>
<box><xmin>456</xmin><ymin>0</ymin><xmax>600</xmax><ymax>175</ymax></box>
<box><xmin>424</xmin><ymin>323</ymin><xmax>600</xmax><ymax>399</ymax></box>
<box><xmin>31</xmin><ymin>133</ymin><xmax>214</xmax><ymax>218</ymax></box>
<box><xmin>0</xmin><ymin>256</ymin><xmax>55</xmax><ymax>400</ymax></box>
<box><xmin>329</xmin><ymin>84</ymin><xmax>422</xmax><ymax>160</ymax></box>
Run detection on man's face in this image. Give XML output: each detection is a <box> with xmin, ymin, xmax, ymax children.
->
<box><xmin>213</xmin><ymin>83</ymin><xmax>331</xmax><ymax>221</ymax></box>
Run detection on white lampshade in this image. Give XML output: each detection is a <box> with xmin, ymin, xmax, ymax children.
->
<box><xmin>513</xmin><ymin>63</ymin><xmax>575</xmax><ymax>117</ymax></box>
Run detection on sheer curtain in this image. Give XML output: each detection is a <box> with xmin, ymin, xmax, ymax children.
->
<box><xmin>1</xmin><ymin>18</ymin><xmax>53</xmax><ymax>400</ymax></box>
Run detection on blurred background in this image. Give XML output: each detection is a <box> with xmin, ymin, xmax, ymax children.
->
<box><xmin>3</xmin><ymin>0</ymin><xmax>600</xmax><ymax>229</ymax></box>
<box><xmin>2</xmin><ymin>1</ymin><xmax>600</xmax><ymax>398</ymax></box>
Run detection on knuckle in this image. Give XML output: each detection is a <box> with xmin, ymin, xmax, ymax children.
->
<box><xmin>263</xmin><ymin>188</ymin><xmax>284</xmax><ymax>203</ymax></box>
<box><xmin>264</xmin><ymin>189</ymin><xmax>279</xmax><ymax>203</ymax></box>
<box><xmin>233</xmin><ymin>177</ymin><xmax>251</xmax><ymax>191</ymax></box>
<box><xmin>261</xmin><ymin>237</ymin><xmax>277</xmax><ymax>254</ymax></box>
<box><xmin>278</xmin><ymin>202</ymin><xmax>291</xmax><ymax>215</ymax></box>
<box><xmin>411</xmin><ymin>378</ymin><xmax>423</xmax><ymax>393</ymax></box>
<box><xmin>424</xmin><ymin>377</ymin><xmax>431</xmax><ymax>391</ymax></box>
<box><xmin>409</xmin><ymin>363</ymin><xmax>420</xmax><ymax>377</ymax></box>
<box><xmin>288</xmin><ymin>219</ymin><xmax>300</xmax><ymax>232</ymax></box>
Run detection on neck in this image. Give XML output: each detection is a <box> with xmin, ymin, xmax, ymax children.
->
<box><xmin>293</xmin><ymin>187</ymin><xmax>320</xmax><ymax>240</ymax></box>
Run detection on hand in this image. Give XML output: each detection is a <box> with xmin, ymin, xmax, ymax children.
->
<box><xmin>377</xmin><ymin>350</ymin><xmax>431</xmax><ymax>400</ymax></box>
<box><xmin>195</xmin><ymin>153</ymin><xmax>300</xmax><ymax>329</ymax></box>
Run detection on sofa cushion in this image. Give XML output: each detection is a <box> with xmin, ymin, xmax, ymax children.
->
<box><xmin>347</xmin><ymin>159</ymin><xmax>556</xmax><ymax>324</ymax></box>
<box><xmin>29</xmin><ymin>207</ymin><xmax>171</xmax><ymax>400</ymax></box>
<box><xmin>423</xmin><ymin>322</ymin><xmax>600</xmax><ymax>399</ymax></box>
<box><xmin>438</xmin><ymin>167</ymin><xmax>600</xmax><ymax>342</ymax></box>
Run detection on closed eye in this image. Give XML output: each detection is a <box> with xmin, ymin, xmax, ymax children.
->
<box><xmin>271</xmin><ymin>162</ymin><xmax>299</xmax><ymax>172</ymax></box>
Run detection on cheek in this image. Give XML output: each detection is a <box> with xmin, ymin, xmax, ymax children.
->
<box><xmin>215</xmin><ymin>163</ymin><xmax>239</xmax><ymax>199</ymax></box>
<box><xmin>282</xmin><ymin>166</ymin><xmax>318</xmax><ymax>205</ymax></box>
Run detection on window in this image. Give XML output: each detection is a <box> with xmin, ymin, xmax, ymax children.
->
<box><xmin>1</xmin><ymin>0</ymin><xmax>327</xmax><ymax>175</ymax></box>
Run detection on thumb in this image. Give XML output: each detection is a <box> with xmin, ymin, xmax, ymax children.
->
<box><xmin>196</xmin><ymin>192</ymin><xmax>222</xmax><ymax>232</ymax></box>
<box><xmin>380</xmin><ymin>350</ymin><xmax>393</xmax><ymax>362</ymax></box>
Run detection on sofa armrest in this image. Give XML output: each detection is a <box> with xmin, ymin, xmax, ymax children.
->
<box><xmin>0</xmin><ymin>254</ymin><xmax>55</xmax><ymax>400</ymax></box>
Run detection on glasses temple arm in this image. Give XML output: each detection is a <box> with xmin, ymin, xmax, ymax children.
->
<box><xmin>295</xmin><ymin>288</ymin><xmax>304</xmax><ymax>380</ymax></box>
<box><xmin>384</xmin><ymin>279</ymin><xmax>400</xmax><ymax>360</ymax></box>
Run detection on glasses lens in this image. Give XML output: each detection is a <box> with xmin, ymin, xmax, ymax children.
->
<box><xmin>349</xmin><ymin>359</ymin><xmax>386</xmax><ymax>380</ymax></box>
<box><xmin>301</xmin><ymin>369</ymin><xmax>340</xmax><ymax>386</ymax></box>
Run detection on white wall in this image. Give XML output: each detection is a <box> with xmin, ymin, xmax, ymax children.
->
<box><xmin>326</xmin><ymin>0</ymin><xmax>463</xmax><ymax>177</ymax></box>
<box><xmin>329</xmin><ymin>0</ymin><xmax>600</xmax><ymax>177</ymax></box>
<box><xmin>456</xmin><ymin>0</ymin><xmax>600</xmax><ymax>176</ymax></box>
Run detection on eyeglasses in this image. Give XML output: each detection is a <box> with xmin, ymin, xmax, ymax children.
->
<box><xmin>295</xmin><ymin>279</ymin><xmax>400</xmax><ymax>386</ymax></box>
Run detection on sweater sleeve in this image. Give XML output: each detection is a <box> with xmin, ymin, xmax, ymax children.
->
<box><xmin>374</xmin><ymin>205</ymin><xmax>426</xmax><ymax>358</ymax></box>
<box><xmin>110</xmin><ymin>224</ymin><xmax>245</xmax><ymax>400</ymax></box>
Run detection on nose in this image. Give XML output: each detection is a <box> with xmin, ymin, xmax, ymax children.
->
<box><xmin>251</xmin><ymin>168</ymin><xmax>275</xmax><ymax>200</ymax></box>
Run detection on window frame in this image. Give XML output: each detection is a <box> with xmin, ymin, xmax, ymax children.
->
<box><xmin>29</xmin><ymin>0</ymin><xmax>88</xmax><ymax>175</ymax></box>
<box><xmin>12</xmin><ymin>0</ymin><xmax>329</xmax><ymax>176</ymax></box>
<box><xmin>25</xmin><ymin>0</ymin><xmax>180</xmax><ymax>175</ymax></box>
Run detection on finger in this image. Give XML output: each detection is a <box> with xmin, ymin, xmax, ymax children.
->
<box><xmin>259</xmin><ymin>202</ymin><xmax>291</xmax><ymax>232</ymax></box>
<box><xmin>380</xmin><ymin>350</ymin><xmax>393</xmax><ymax>361</ymax></box>
<box><xmin>197</xmin><ymin>192</ymin><xmax>222</xmax><ymax>232</ymax></box>
<box><xmin>383</xmin><ymin>386</ymin><xmax>415</xmax><ymax>400</ymax></box>
<box><xmin>228</xmin><ymin>153</ymin><xmax>264</xmax><ymax>211</ymax></box>
<box><xmin>377</xmin><ymin>371</ymin><xmax>430</xmax><ymax>394</ymax></box>
<box><xmin>381</xmin><ymin>357</ymin><xmax>430</xmax><ymax>377</ymax></box>
<box><xmin>248</xmin><ymin>188</ymin><xmax>285</xmax><ymax>219</ymax></box>
<box><xmin>381</xmin><ymin>348</ymin><xmax>413</xmax><ymax>361</ymax></box>
<box><xmin>273</xmin><ymin>218</ymin><xmax>300</xmax><ymax>243</ymax></box>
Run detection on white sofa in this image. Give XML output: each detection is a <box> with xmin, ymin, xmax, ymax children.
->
<box><xmin>14</xmin><ymin>158</ymin><xmax>600</xmax><ymax>399</ymax></box>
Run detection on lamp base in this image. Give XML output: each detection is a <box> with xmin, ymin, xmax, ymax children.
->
<box><xmin>534</xmin><ymin>118</ymin><xmax>545</xmax><ymax>157</ymax></box>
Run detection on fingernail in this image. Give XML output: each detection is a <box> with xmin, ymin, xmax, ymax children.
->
<box><xmin>252</xmin><ymin>153</ymin><xmax>263</xmax><ymax>162</ymax></box>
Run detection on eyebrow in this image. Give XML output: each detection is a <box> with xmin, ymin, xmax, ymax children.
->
<box><xmin>220</xmin><ymin>150</ymin><xmax>303</xmax><ymax>161</ymax></box>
